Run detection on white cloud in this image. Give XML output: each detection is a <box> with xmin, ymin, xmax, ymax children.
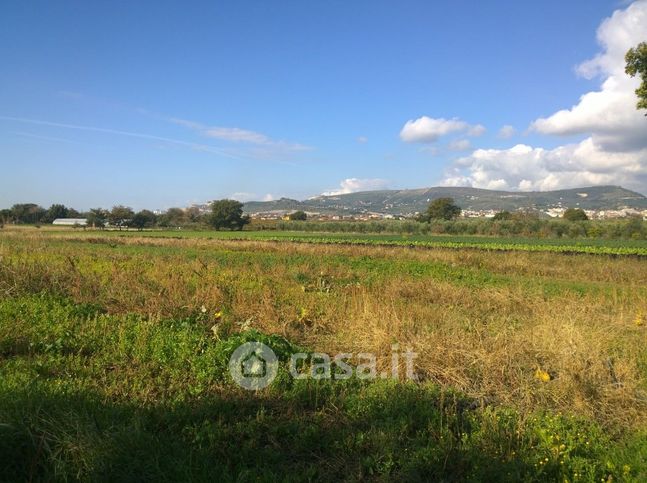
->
<box><xmin>443</xmin><ymin>142</ymin><xmax>647</xmax><ymax>191</ymax></box>
<box><xmin>497</xmin><ymin>125</ymin><xmax>516</xmax><ymax>139</ymax></box>
<box><xmin>357</xmin><ymin>136</ymin><xmax>368</xmax><ymax>144</ymax></box>
<box><xmin>448</xmin><ymin>139</ymin><xmax>472</xmax><ymax>151</ymax></box>
<box><xmin>400</xmin><ymin>116</ymin><xmax>484</xmax><ymax>143</ymax></box>
<box><xmin>230</xmin><ymin>192</ymin><xmax>276</xmax><ymax>202</ymax></box>
<box><xmin>230</xmin><ymin>192</ymin><xmax>258</xmax><ymax>202</ymax></box>
<box><xmin>445</xmin><ymin>1</ymin><xmax>647</xmax><ymax>192</ymax></box>
<box><xmin>205</xmin><ymin>127</ymin><xmax>272</xmax><ymax>144</ymax></box>
<box><xmin>530</xmin><ymin>0</ymin><xmax>647</xmax><ymax>152</ymax></box>
<box><xmin>467</xmin><ymin>124</ymin><xmax>486</xmax><ymax>137</ymax></box>
<box><xmin>171</xmin><ymin>117</ymin><xmax>312</xmax><ymax>153</ymax></box>
<box><xmin>322</xmin><ymin>178</ymin><xmax>389</xmax><ymax>196</ymax></box>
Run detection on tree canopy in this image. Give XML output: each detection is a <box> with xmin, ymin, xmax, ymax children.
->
<box><xmin>86</xmin><ymin>208</ymin><xmax>108</xmax><ymax>229</ymax></box>
<box><xmin>0</xmin><ymin>209</ymin><xmax>12</xmax><ymax>227</ymax></box>
<box><xmin>10</xmin><ymin>204</ymin><xmax>46</xmax><ymax>224</ymax></box>
<box><xmin>158</xmin><ymin>208</ymin><xmax>187</xmax><ymax>228</ymax></box>
<box><xmin>625</xmin><ymin>42</ymin><xmax>647</xmax><ymax>114</ymax></box>
<box><xmin>418</xmin><ymin>197</ymin><xmax>462</xmax><ymax>222</ymax></box>
<box><xmin>492</xmin><ymin>210</ymin><xmax>513</xmax><ymax>221</ymax></box>
<box><xmin>109</xmin><ymin>206</ymin><xmax>134</xmax><ymax>230</ymax></box>
<box><xmin>44</xmin><ymin>204</ymin><xmax>69</xmax><ymax>223</ymax></box>
<box><xmin>130</xmin><ymin>210</ymin><xmax>157</xmax><ymax>230</ymax></box>
<box><xmin>563</xmin><ymin>208</ymin><xmax>589</xmax><ymax>221</ymax></box>
<box><xmin>209</xmin><ymin>199</ymin><xmax>250</xmax><ymax>231</ymax></box>
<box><xmin>288</xmin><ymin>210</ymin><xmax>307</xmax><ymax>221</ymax></box>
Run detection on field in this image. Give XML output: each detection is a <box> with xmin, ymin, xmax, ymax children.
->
<box><xmin>1</xmin><ymin>227</ymin><xmax>646</xmax><ymax>481</ymax></box>
<box><xmin>18</xmin><ymin>226</ymin><xmax>647</xmax><ymax>255</ymax></box>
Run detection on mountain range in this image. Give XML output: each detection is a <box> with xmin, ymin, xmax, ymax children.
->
<box><xmin>242</xmin><ymin>186</ymin><xmax>647</xmax><ymax>216</ymax></box>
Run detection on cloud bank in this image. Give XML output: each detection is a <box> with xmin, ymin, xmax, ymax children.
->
<box><xmin>443</xmin><ymin>0</ymin><xmax>647</xmax><ymax>192</ymax></box>
<box><xmin>400</xmin><ymin>116</ymin><xmax>485</xmax><ymax>143</ymax></box>
<box><xmin>322</xmin><ymin>178</ymin><xmax>389</xmax><ymax>196</ymax></box>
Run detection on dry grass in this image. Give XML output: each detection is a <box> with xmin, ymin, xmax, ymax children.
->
<box><xmin>1</xmin><ymin>230</ymin><xmax>646</xmax><ymax>433</ymax></box>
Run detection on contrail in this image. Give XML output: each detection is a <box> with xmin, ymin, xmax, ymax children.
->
<box><xmin>0</xmin><ymin>115</ymin><xmax>242</xmax><ymax>159</ymax></box>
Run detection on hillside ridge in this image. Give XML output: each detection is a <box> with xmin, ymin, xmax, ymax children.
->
<box><xmin>242</xmin><ymin>185</ymin><xmax>647</xmax><ymax>215</ymax></box>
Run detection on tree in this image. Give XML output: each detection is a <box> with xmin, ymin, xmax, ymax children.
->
<box><xmin>185</xmin><ymin>206</ymin><xmax>203</xmax><ymax>223</ymax></box>
<box><xmin>625</xmin><ymin>42</ymin><xmax>647</xmax><ymax>114</ymax></box>
<box><xmin>158</xmin><ymin>208</ymin><xmax>187</xmax><ymax>228</ymax></box>
<box><xmin>209</xmin><ymin>199</ymin><xmax>249</xmax><ymax>231</ymax></box>
<box><xmin>11</xmin><ymin>203</ymin><xmax>46</xmax><ymax>224</ymax></box>
<box><xmin>492</xmin><ymin>210</ymin><xmax>513</xmax><ymax>221</ymax></box>
<box><xmin>288</xmin><ymin>210</ymin><xmax>307</xmax><ymax>221</ymax></box>
<box><xmin>0</xmin><ymin>208</ymin><xmax>13</xmax><ymax>227</ymax></box>
<box><xmin>511</xmin><ymin>209</ymin><xmax>540</xmax><ymax>221</ymax></box>
<box><xmin>623</xmin><ymin>216</ymin><xmax>645</xmax><ymax>239</ymax></box>
<box><xmin>563</xmin><ymin>208</ymin><xmax>588</xmax><ymax>221</ymax></box>
<box><xmin>109</xmin><ymin>205</ymin><xmax>134</xmax><ymax>230</ymax></box>
<box><xmin>130</xmin><ymin>210</ymin><xmax>157</xmax><ymax>230</ymax></box>
<box><xmin>44</xmin><ymin>204</ymin><xmax>69</xmax><ymax>223</ymax></box>
<box><xmin>86</xmin><ymin>208</ymin><xmax>108</xmax><ymax>229</ymax></box>
<box><xmin>418</xmin><ymin>197</ymin><xmax>461</xmax><ymax>222</ymax></box>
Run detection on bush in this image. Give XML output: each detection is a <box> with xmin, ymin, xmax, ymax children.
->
<box><xmin>563</xmin><ymin>208</ymin><xmax>589</xmax><ymax>221</ymax></box>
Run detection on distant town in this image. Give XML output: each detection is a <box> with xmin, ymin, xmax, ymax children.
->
<box><xmin>185</xmin><ymin>185</ymin><xmax>647</xmax><ymax>221</ymax></box>
<box><xmin>186</xmin><ymin>202</ymin><xmax>647</xmax><ymax>221</ymax></box>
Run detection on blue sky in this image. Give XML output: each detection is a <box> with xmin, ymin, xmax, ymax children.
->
<box><xmin>2</xmin><ymin>0</ymin><xmax>646</xmax><ymax>210</ymax></box>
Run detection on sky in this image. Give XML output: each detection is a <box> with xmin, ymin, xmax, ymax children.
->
<box><xmin>1</xmin><ymin>0</ymin><xmax>646</xmax><ymax>210</ymax></box>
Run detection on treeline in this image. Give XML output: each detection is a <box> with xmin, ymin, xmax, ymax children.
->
<box><xmin>0</xmin><ymin>204</ymin><xmax>82</xmax><ymax>225</ymax></box>
<box><xmin>0</xmin><ymin>203</ymin><xmax>189</xmax><ymax>229</ymax></box>
<box><xmin>269</xmin><ymin>218</ymin><xmax>647</xmax><ymax>240</ymax></box>
<box><xmin>0</xmin><ymin>200</ymin><xmax>249</xmax><ymax>231</ymax></box>
<box><xmin>2</xmin><ymin>202</ymin><xmax>645</xmax><ymax>239</ymax></box>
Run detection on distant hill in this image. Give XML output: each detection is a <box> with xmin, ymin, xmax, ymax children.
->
<box><xmin>243</xmin><ymin>186</ymin><xmax>647</xmax><ymax>215</ymax></box>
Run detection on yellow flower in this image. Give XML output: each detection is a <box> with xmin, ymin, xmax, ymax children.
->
<box><xmin>297</xmin><ymin>307</ymin><xmax>309</xmax><ymax>322</ymax></box>
<box><xmin>634</xmin><ymin>311</ymin><xmax>644</xmax><ymax>327</ymax></box>
<box><xmin>535</xmin><ymin>367</ymin><xmax>552</xmax><ymax>382</ymax></box>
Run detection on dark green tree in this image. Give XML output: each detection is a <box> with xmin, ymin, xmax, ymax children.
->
<box><xmin>109</xmin><ymin>205</ymin><xmax>134</xmax><ymax>230</ymax></box>
<box><xmin>492</xmin><ymin>210</ymin><xmax>513</xmax><ymax>221</ymax></box>
<box><xmin>11</xmin><ymin>203</ymin><xmax>46</xmax><ymax>224</ymax></box>
<box><xmin>418</xmin><ymin>197</ymin><xmax>461</xmax><ymax>222</ymax></box>
<box><xmin>625</xmin><ymin>42</ymin><xmax>647</xmax><ymax>114</ymax></box>
<box><xmin>185</xmin><ymin>206</ymin><xmax>203</xmax><ymax>223</ymax></box>
<box><xmin>209</xmin><ymin>199</ymin><xmax>249</xmax><ymax>230</ymax></box>
<box><xmin>86</xmin><ymin>208</ymin><xmax>108</xmax><ymax>229</ymax></box>
<box><xmin>288</xmin><ymin>210</ymin><xmax>307</xmax><ymax>221</ymax></box>
<box><xmin>130</xmin><ymin>210</ymin><xmax>157</xmax><ymax>230</ymax></box>
<box><xmin>44</xmin><ymin>204</ymin><xmax>69</xmax><ymax>223</ymax></box>
<box><xmin>623</xmin><ymin>216</ymin><xmax>645</xmax><ymax>239</ymax></box>
<box><xmin>563</xmin><ymin>208</ymin><xmax>588</xmax><ymax>221</ymax></box>
<box><xmin>0</xmin><ymin>208</ymin><xmax>13</xmax><ymax>227</ymax></box>
<box><xmin>158</xmin><ymin>208</ymin><xmax>187</xmax><ymax>228</ymax></box>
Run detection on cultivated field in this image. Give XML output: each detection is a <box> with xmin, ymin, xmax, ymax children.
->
<box><xmin>0</xmin><ymin>228</ymin><xmax>646</xmax><ymax>481</ymax></box>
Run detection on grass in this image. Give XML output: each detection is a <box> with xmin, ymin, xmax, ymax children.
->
<box><xmin>17</xmin><ymin>226</ymin><xmax>647</xmax><ymax>255</ymax></box>
<box><xmin>0</xmin><ymin>228</ymin><xmax>646</xmax><ymax>481</ymax></box>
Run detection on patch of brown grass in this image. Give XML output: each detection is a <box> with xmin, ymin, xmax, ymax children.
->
<box><xmin>1</xmin><ymin>230</ymin><xmax>646</xmax><ymax>432</ymax></box>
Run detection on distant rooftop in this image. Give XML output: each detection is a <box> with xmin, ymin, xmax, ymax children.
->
<box><xmin>52</xmin><ymin>218</ymin><xmax>88</xmax><ymax>226</ymax></box>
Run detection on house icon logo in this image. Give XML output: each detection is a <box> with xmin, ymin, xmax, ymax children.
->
<box><xmin>228</xmin><ymin>342</ymin><xmax>278</xmax><ymax>390</ymax></box>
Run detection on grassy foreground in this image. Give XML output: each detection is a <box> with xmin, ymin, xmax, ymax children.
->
<box><xmin>0</xmin><ymin>229</ymin><xmax>646</xmax><ymax>481</ymax></box>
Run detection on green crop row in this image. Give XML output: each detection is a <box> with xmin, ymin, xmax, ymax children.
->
<box><xmin>222</xmin><ymin>235</ymin><xmax>647</xmax><ymax>256</ymax></box>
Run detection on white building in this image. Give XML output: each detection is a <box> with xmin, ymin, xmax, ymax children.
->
<box><xmin>52</xmin><ymin>218</ymin><xmax>88</xmax><ymax>226</ymax></box>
